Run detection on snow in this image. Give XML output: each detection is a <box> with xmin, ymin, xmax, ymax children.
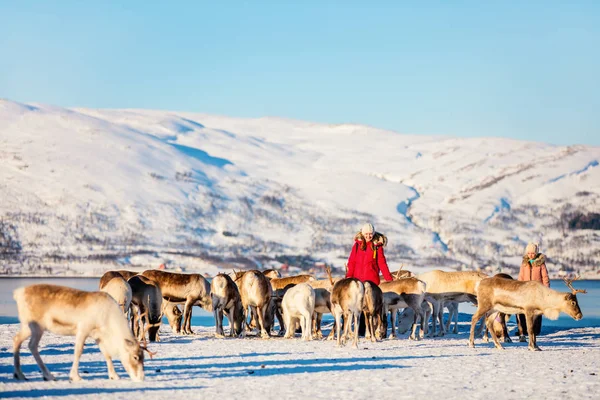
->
<box><xmin>0</xmin><ymin>322</ymin><xmax>598</xmax><ymax>399</ymax></box>
<box><xmin>1</xmin><ymin>99</ymin><xmax>600</xmax><ymax>277</ymax></box>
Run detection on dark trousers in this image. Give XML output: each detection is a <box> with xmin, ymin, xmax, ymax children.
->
<box><xmin>516</xmin><ymin>314</ymin><xmax>542</xmax><ymax>336</ymax></box>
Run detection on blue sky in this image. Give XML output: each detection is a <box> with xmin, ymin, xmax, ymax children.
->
<box><xmin>1</xmin><ymin>1</ymin><xmax>599</xmax><ymax>145</ymax></box>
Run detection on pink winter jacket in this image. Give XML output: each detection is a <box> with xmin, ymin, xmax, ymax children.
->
<box><xmin>518</xmin><ymin>254</ymin><xmax>550</xmax><ymax>287</ymax></box>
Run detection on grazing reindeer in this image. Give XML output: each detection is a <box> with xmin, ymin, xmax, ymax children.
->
<box><xmin>211</xmin><ymin>273</ymin><xmax>244</xmax><ymax>338</ymax></box>
<box><xmin>379</xmin><ymin>277</ymin><xmax>427</xmax><ymax>340</ymax></box>
<box><xmin>282</xmin><ymin>283</ymin><xmax>316</xmax><ymax>341</ymax></box>
<box><xmin>481</xmin><ymin>273</ymin><xmax>515</xmax><ymax>342</ymax></box>
<box><xmin>363</xmin><ymin>281</ymin><xmax>384</xmax><ymax>342</ymax></box>
<box><xmin>99</xmin><ymin>270</ymin><xmax>138</xmax><ymax>289</ymax></box>
<box><xmin>162</xmin><ymin>300</ymin><xmax>183</xmax><ymax>334</ymax></box>
<box><xmin>469</xmin><ymin>276</ymin><xmax>585</xmax><ymax>351</ymax></box>
<box><xmin>395</xmin><ymin>300</ymin><xmax>433</xmax><ymax>337</ymax></box>
<box><xmin>100</xmin><ymin>276</ymin><xmax>132</xmax><ymax>316</ymax></box>
<box><xmin>234</xmin><ymin>270</ymin><xmax>273</xmax><ymax>339</ymax></box>
<box><xmin>330</xmin><ymin>278</ymin><xmax>365</xmax><ymax>349</ymax></box>
<box><xmin>141</xmin><ymin>269</ymin><xmax>212</xmax><ymax>335</ymax></box>
<box><xmin>13</xmin><ymin>284</ymin><xmax>146</xmax><ymax>382</ymax></box>
<box><xmin>128</xmin><ymin>275</ymin><xmax>163</xmax><ymax>342</ymax></box>
<box><xmin>417</xmin><ymin>270</ymin><xmax>488</xmax><ymax>337</ymax></box>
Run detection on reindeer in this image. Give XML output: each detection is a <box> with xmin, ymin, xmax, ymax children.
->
<box><xmin>379</xmin><ymin>277</ymin><xmax>427</xmax><ymax>340</ymax></box>
<box><xmin>363</xmin><ymin>281</ymin><xmax>384</xmax><ymax>342</ymax></box>
<box><xmin>141</xmin><ymin>269</ymin><xmax>211</xmax><ymax>335</ymax></box>
<box><xmin>309</xmin><ymin>266</ymin><xmax>335</xmax><ymax>339</ymax></box>
<box><xmin>395</xmin><ymin>300</ymin><xmax>433</xmax><ymax>337</ymax></box>
<box><xmin>128</xmin><ymin>275</ymin><xmax>163</xmax><ymax>342</ymax></box>
<box><xmin>162</xmin><ymin>300</ymin><xmax>183</xmax><ymax>334</ymax></box>
<box><xmin>99</xmin><ymin>270</ymin><xmax>138</xmax><ymax>289</ymax></box>
<box><xmin>282</xmin><ymin>283</ymin><xmax>316</xmax><ymax>341</ymax></box>
<box><xmin>13</xmin><ymin>284</ymin><xmax>147</xmax><ymax>382</ymax></box>
<box><xmin>330</xmin><ymin>278</ymin><xmax>365</xmax><ymax>349</ymax></box>
<box><xmin>270</xmin><ymin>274</ymin><xmax>316</xmax><ymax>291</ymax></box>
<box><xmin>234</xmin><ymin>270</ymin><xmax>273</xmax><ymax>339</ymax></box>
<box><xmin>262</xmin><ymin>269</ymin><xmax>281</xmax><ymax>279</ymax></box>
<box><xmin>417</xmin><ymin>270</ymin><xmax>488</xmax><ymax>337</ymax></box>
<box><xmin>469</xmin><ymin>276</ymin><xmax>586</xmax><ymax>351</ymax></box>
<box><xmin>100</xmin><ymin>276</ymin><xmax>132</xmax><ymax>317</ymax></box>
<box><xmin>211</xmin><ymin>273</ymin><xmax>244</xmax><ymax>338</ymax></box>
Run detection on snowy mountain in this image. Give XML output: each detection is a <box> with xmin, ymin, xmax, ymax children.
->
<box><xmin>1</xmin><ymin>99</ymin><xmax>598</xmax><ymax>277</ymax></box>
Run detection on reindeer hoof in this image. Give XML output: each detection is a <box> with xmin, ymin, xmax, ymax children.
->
<box><xmin>69</xmin><ymin>375</ymin><xmax>82</xmax><ymax>382</ymax></box>
<box><xmin>529</xmin><ymin>346</ymin><xmax>541</xmax><ymax>352</ymax></box>
<box><xmin>505</xmin><ymin>336</ymin><xmax>513</xmax><ymax>343</ymax></box>
<box><xmin>109</xmin><ymin>374</ymin><xmax>121</xmax><ymax>380</ymax></box>
<box><xmin>215</xmin><ymin>333</ymin><xmax>225</xmax><ymax>339</ymax></box>
<box><xmin>468</xmin><ymin>342</ymin><xmax>475</xmax><ymax>348</ymax></box>
<box><xmin>13</xmin><ymin>372</ymin><xmax>27</xmax><ymax>381</ymax></box>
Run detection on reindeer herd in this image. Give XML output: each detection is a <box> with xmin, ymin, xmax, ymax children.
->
<box><xmin>11</xmin><ymin>266</ymin><xmax>586</xmax><ymax>382</ymax></box>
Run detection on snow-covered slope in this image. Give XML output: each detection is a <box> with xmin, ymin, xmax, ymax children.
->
<box><xmin>1</xmin><ymin>99</ymin><xmax>598</xmax><ymax>276</ymax></box>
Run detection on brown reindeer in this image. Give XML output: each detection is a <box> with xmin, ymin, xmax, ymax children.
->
<box><xmin>363</xmin><ymin>281</ymin><xmax>384</xmax><ymax>342</ymax></box>
<box><xmin>211</xmin><ymin>273</ymin><xmax>244</xmax><ymax>338</ymax></box>
<box><xmin>469</xmin><ymin>276</ymin><xmax>585</xmax><ymax>351</ymax></box>
<box><xmin>99</xmin><ymin>270</ymin><xmax>138</xmax><ymax>289</ymax></box>
<box><xmin>270</xmin><ymin>274</ymin><xmax>316</xmax><ymax>291</ymax></box>
<box><xmin>379</xmin><ymin>277</ymin><xmax>427</xmax><ymax>340</ymax></box>
<box><xmin>234</xmin><ymin>270</ymin><xmax>273</xmax><ymax>339</ymax></box>
<box><xmin>128</xmin><ymin>275</ymin><xmax>163</xmax><ymax>342</ymax></box>
<box><xmin>330</xmin><ymin>278</ymin><xmax>365</xmax><ymax>349</ymax></box>
<box><xmin>141</xmin><ymin>269</ymin><xmax>211</xmax><ymax>335</ymax></box>
<box><xmin>417</xmin><ymin>270</ymin><xmax>488</xmax><ymax>337</ymax></box>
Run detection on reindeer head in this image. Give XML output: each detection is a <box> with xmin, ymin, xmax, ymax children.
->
<box><xmin>121</xmin><ymin>338</ymin><xmax>146</xmax><ymax>382</ymax></box>
<box><xmin>562</xmin><ymin>276</ymin><xmax>586</xmax><ymax>321</ymax></box>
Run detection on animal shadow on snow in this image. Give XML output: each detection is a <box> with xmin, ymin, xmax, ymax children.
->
<box><xmin>0</xmin><ymin>386</ymin><xmax>205</xmax><ymax>399</ymax></box>
<box><xmin>158</xmin><ymin>354</ymin><xmax>466</xmax><ymax>378</ymax></box>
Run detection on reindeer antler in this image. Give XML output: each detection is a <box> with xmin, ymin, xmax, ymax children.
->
<box><xmin>395</xmin><ymin>264</ymin><xmax>405</xmax><ymax>280</ymax></box>
<box><xmin>325</xmin><ymin>265</ymin><xmax>334</xmax><ymax>285</ymax></box>
<box><xmin>563</xmin><ymin>276</ymin><xmax>588</xmax><ymax>295</ymax></box>
<box><xmin>140</xmin><ymin>336</ymin><xmax>157</xmax><ymax>359</ymax></box>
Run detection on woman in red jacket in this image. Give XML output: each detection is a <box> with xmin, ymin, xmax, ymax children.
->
<box><xmin>345</xmin><ymin>223</ymin><xmax>393</xmax><ymax>285</ymax></box>
<box><xmin>516</xmin><ymin>242</ymin><xmax>550</xmax><ymax>342</ymax></box>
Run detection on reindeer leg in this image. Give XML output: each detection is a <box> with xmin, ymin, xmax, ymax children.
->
<box><xmin>334</xmin><ymin>306</ymin><xmax>343</xmax><ymax>346</ymax></box>
<box><xmin>97</xmin><ymin>339</ymin><xmax>119</xmax><ymax>380</ymax></box>
<box><xmin>13</xmin><ymin>323</ymin><xmax>32</xmax><ymax>380</ymax></box>
<box><xmin>257</xmin><ymin>302</ymin><xmax>270</xmax><ymax>339</ymax></box>
<box><xmin>352</xmin><ymin>312</ymin><xmax>360</xmax><ymax>349</ymax></box>
<box><xmin>526</xmin><ymin>313</ymin><xmax>541</xmax><ymax>351</ymax></box>
<box><xmin>469</xmin><ymin>303</ymin><xmax>491</xmax><ymax>348</ymax></box>
<box><xmin>68</xmin><ymin>331</ymin><xmax>87</xmax><ymax>381</ymax></box>
<box><xmin>183</xmin><ymin>299</ymin><xmax>194</xmax><ymax>335</ymax></box>
<box><xmin>215</xmin><ymin>307</ymin><xmax>225</xmax><ymax>338</ymax></box>
<box><xmin>502</xmin><ymin>314</ymin><xmax>512</xmax><ymax>343</ymax></box>
<box><xmin>409</xmin><ymin>306</ymin><xmax>419</xmax><ymax>340</ymax></box>
<box><xmin>486</xmin><ymin>316</ymin><xmax>503</xmax><ymax>350</ymax></box>
<box><xmin>27</xmin><ymin>324</ymin><xmax>55</xmax><ymax>382</ymax></box>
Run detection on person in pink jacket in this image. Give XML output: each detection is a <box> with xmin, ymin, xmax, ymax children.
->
<box><xmin>516</xmin><ymin>242</ymin><xmax>550</xmax><ymax>341</ymax></box>
<box><xmin>345</xmin><ymin>222</ymin><xmax>393</xmax><ymax>285</ymax></box>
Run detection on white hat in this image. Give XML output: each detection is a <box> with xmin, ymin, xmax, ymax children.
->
<box><xmin>525</xmin><ymin>242</ymin><xmax>539</xmax><ymax>255</ymax></box>
<box><xmin>361</xmin><ymin>223</ymin><xmax>374</xmax><ymax>235</ymax></box>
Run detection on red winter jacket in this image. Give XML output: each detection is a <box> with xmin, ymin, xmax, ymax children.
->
<box><xmin>346</xmin><ymin>236</ymin><xmax>393</xmax><ymax>285</ymax></box>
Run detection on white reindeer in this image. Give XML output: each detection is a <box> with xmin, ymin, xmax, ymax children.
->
<box><xmin>100</xmin><ymin>276</ymin><xmax>132</xmax><ymax>316</ymax></box>
<box><xmin>282</xmin><ymin>283</ymin><xmax>316</xmax><ymax>341</ymax></box>
<box><xmin>13</xmin><ymin>284</ymin><xmax>147</xmax><ymax>382</ymax></box>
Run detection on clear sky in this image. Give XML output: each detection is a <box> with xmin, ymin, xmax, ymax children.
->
<box><xmin>1</xmin><ymin>1</ymin><xmax>599</xmax><ymax>145</ymax></box>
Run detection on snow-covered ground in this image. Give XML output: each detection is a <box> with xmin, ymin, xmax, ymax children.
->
<box><xmin>0</xmin><ymin>322</ymin><xmax>598</xmax><ymax>399</ymax></box>
<box><xmin>1</xmin><ymin>99</ymin><xmax>599</xmax><ymax>278</ymax></box>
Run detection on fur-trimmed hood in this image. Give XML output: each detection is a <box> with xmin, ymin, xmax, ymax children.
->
<box><xmin>522</xmin><ymin>253</ymin><xmax>546</xmax><ymax>267</ymax></box>
<box><xmin>354</xmin><ymin>231</ymin><xmax>387</xmax><ymax>247</ymax></box>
